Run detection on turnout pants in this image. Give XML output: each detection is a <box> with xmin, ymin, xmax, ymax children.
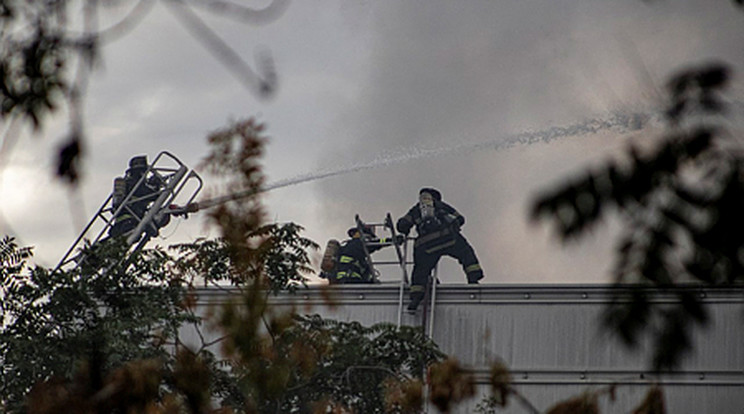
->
<box><xmin>409</xmin><ymin>233</ymin><xmax>483</xmax><ymax>309</ymax></box>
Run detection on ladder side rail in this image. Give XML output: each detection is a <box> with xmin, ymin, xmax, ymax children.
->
<box><xmin>170</xmin><ymin>170</ymin><xmax>204</xmax><ymax>207</ymax></box>
<box><xmin>138</xmin><ymin>150</ymin><xmax>192</xmax><ymax>215</ymax></box>
<box><xmin>129</xmin><ymin>170</ymin><xmax>204</xmax><ymax>255</ymax></box>
<box><xmin>106</xmin><ymin>163</ymin><xmax>154</xmax><ymax>237</ymax></box>
<box><xmin>146</xmin><ymin>151</ymin><xmax>186</xmax><ymax>181</ymax></box>
<box><xmin>428</xmin><ymin>266</ymin><xmax>438</xmax><ymax>339</ymax></box>
<box><xmin>147</xmin><ymin>170</ymin><xmax>202</xmax><ymax>235</ymax></box>
<box><xmin>149</xmin><ymin>170</ymin><xmax>202</xmax><ymax>220</ymax></box>
<box><xmin>126</xmin><ymin>166</ymin><xmax>188</xmax><ymax>245</ymax></box>
<box><xmin>384</xmin><ymin>213</ymin><xmax>410</xmax><ymax>285</ymax></box>
<box><xmin>147</xmin><ymin>152</ymin><xmax>193</xmax><ymax>199</ymax></box>
<box><xmin>118</xmin><ymin>165</ymin><xmax>191</xmax><ymax>272</ymax></box>
<box><xmin>68</xmin><ymin>171</ymin><xmax>172</xmax><ymax>275</ymax></box>
<box><xmin>360</xmin><ymin>221</ymin><xmax>398</xmax><ymax>272</ymax></box>
<box><xmin>153</xmin><ymin>150</ymin><xmax>186</xmax><ymax>169</ymax></box>
<box><xmin>109</xmin><ymin>158</ymin><xmax>200</xmax><ymax>258</ymax></box>
<box><xmin>115</xmin><ymin>190</ymin><xmax>161</xmax><ymax>227</ymax></box>
<box><xmin>53</xmin><ymin>194</ymin><xmax>115</xmax><ymax>273</ymax></box>
<box><xmin>355</xmin><ymin>218</ymin><xmax>409</xmax><ymax>282</ymax></box>
<box><xmin>354</xmin><ymin>214</ymin><xmax>378</xmax><ymax>282</ymax></box>
<box><xmin>384</xmin><ymin>212</ymin><xmax>410</xmax><ymax>328</ymax></box>
<box><xmin>56</xmin><ymin>188</ymin><xmax>149</xmax><ymax>274</ymax></box>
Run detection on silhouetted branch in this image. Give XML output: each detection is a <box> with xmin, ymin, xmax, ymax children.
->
<box><xmin>531</xmin><ymin>62</ymin><xmax>738</xmax><ymax>370</ymax></box>
<box><xmin>185</xmin><ymin>0</ymin><xmax>290</xmax><ymax>25</ymax></box>
<box><xmin>164</xmin><ymin>0</ymin><xmax>278</xmax><ymax>98</ymax></box>
<box><xmin>98</xmin><ymin>0</ymin><xmax>158</xmax><ymax>44</ymax></box>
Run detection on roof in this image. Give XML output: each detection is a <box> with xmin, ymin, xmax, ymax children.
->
<box><xmin>189</xmin><ymin>283</ymin><xmax>744</xmax><ymax>413</ymax></box>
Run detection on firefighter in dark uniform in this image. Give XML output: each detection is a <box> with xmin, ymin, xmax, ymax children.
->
<box><xmin>396</xmin><ymin>188</ymin><xmax>484</xmax><ymax>311</ymax></box>
<box><xmin>325</xmin><ymin>225</ymin><xmax>401</xmax><ymax>284</ymax></box>
<box><xmin>109</xmin><ymin>156</ymin><xmax>169</xmax><ymax>239</ymax></box>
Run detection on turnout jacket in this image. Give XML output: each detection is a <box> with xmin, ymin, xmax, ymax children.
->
<box><xmin>396</xmin><ymin>200</ymin><xmax>466</xmax><ymax>250</ymax></box>
<box><xmin>333</xmin><ymin>236</ymin><xmax>394</xmax><ymax>283</ymax></box>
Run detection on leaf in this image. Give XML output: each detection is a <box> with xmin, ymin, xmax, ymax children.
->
<box><xmin>427</xmin><ymin>358</ymin><xmax>476</xmax><ymax>413</ymax></box>
<box><xmin>488</xmin><ymin>359</ymin><xmax>511</xmax><ymax>407</ymax></box>
<box><xmin>56</xmin><ymin>136</ymin><xmax>82</xmax><ymax>184</ymax></box>
<box><xmin>632</xmin><ymin>386</ymin><xmax>666</xmax><ymax>414</ymax></box>
<box><xmin>695</xmin><ymin>64</ymin><xmax>729</xmax><ymax>90</ymax></box>
<box><xmin>546</xmin><ymin>393</ymin><xmax>600</xmax><ymax>414</ymax></box>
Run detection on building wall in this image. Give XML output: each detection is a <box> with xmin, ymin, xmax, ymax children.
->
<box><xmin>191</xmin><ymin>283</ymin><xmax>744</xmax><ymax>413</ymax></box>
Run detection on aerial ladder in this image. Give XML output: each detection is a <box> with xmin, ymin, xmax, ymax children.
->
<box><xmin>54</xmin><ymin>151</ymin><xmax>203</xmax><ymax>274</ymax></box>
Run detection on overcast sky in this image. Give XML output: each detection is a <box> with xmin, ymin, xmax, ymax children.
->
<box><xmin>2</xmin><ymin>0</ymin><xmax>743</xmax><ymax>284</ymax></box>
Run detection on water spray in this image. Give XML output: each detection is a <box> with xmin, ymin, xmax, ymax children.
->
<box><xmin>174</xmin><ymin>109</ymin><xmax>655</xmax><ymax>215</ymax></box>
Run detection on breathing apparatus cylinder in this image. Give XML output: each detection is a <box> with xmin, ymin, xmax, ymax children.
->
<box><xmin>321</xmin><ymin>239</ymin><xmax>341</xmax><ymax>272</ymax></box>
<box><xmin>113</xmin><ymin>177</ymin><xmax>127</xmax><ymax>207</ymax></box>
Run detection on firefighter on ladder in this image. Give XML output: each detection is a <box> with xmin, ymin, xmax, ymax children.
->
<box><xmin>320</xmin><ymin>224</ymin><xmax>401</xmax><ymax>284</ymax></box>
<box><xmin>396</xmin><ymin>188</ymin><xmax>484</xmax><ymax>311</ymax></box>
<box><xmin>108</xmin><ymin>155</ymin><xmax>170</xmax><ymax>240</ymax></box>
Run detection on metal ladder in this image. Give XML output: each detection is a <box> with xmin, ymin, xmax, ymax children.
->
<box><xmin>54</xmin><ymin>151</ymin><xmax>203</xmax><ymax>275</ymax></box>
<box><xmin>356</xmin><ymin>214</ymin><xmax>439</xmax><ymax>414</ymax></box>
<box><xmin>353</xmin><ymin>213</ymin><xmax>413</xmax><ymax>327</ymax></box>
<box><xmin>354</xmin><ymin>213</ymin><xmax>439</xmax><ymax>335</ymax></box>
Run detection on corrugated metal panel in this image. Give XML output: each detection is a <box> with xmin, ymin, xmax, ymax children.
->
<box><xmin>191</xmin><ymin>283</ymin><xmax>744</xmax><ymax>413</ymax></box>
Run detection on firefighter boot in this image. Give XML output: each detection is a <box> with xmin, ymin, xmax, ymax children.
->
<box><xmin>407</xmin><ymin>291</ymin><xmax>425</xmax><ymax>312</ymax></box>
<box><xmin>466</xmin><ymin>266</ymin><xmax>484</xmax><ymax>284</ymax></box>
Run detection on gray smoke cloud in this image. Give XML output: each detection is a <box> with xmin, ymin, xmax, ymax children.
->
<box><xmin>312</xmin><ymin>0</ymin><xmax>744</xmax><ymax>283</ymax></box>
<box><xmin>2</xmin><ymin>0</ymin><xmax>743</xmax><ymax>283</ymax></box>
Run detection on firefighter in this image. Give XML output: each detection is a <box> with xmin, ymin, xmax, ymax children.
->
<box><xmin>396</xmin><ymin>188</ymin><xmax>484</xmax><ymax>311</ymax></box>
<box><xmin>322</xmin><ymin>225</ymin><xmax>401</xmax><ymax>284</ymax></box>
<box><xmin>109</xmin><ymin>156</ymin><xmax>169</xmax><ymax>239</ymax></box>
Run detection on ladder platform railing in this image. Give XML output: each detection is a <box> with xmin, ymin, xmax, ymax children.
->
<box><xmin>54</xmin><ymin>151</ymin><xmax>202</xmax><ymax>275</ymax></box>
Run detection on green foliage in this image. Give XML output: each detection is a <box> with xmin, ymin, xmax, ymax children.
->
<box><xmin>531</xmin><ymin>62</ymin><xmax>740</xmax><ymax>369</ymax></box>
<box><xmin>200</xmin><ymin>119</ymin><xmax>269</xmax><ymax>279</ymax></box>
<box><xmin>0</xmin><ymin>3</ymin><xmax>71</xmax><ymax>129</ymax></box>
<box><xmin>245</xmin><ymin>315</ymin><xmax>444</xmax><ymax>413</ymax></box>
<box><xmin>0</xmin><ymin>238</ymin><xmax>193</xmax><ymax>412</ymax></box>
<box><xmin>427</xmin><ymin>358</ymin><xmax>476</xmax><ymax>413</ymax></box>
<box><xmin>0</xmin><ymin>0</ymin><xmax>88</xmax><ymax>183</ymax></box>
<box><xmin>260</xmin><ymin>222</ymin><xmax>319</xmax><ymax>293</ymax></box>
<box><xmin>170</xmin><ymin>222</ymin><xmax>319</xmax><ymax>293</ymax></box>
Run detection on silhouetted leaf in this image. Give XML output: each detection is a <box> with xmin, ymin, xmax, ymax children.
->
<box><xmin>695</xmin><ymin>64</ymin><xmax>729</xmax><ymax>89</ymax></box>
<box><xmin>56</xmin><ymin>137</ymin><xmax>81</xmax><ymax>184</ymax></box>
<box><xmin>632</xmin><ymin>386</ymin><xmax>666</xmax><ymax>414</ymax></box>
<box><xmin>546</xmin><ymin>393</ymin><xmax>599</xmax><ymax>414</ymax></box>
<box><xmin>488</xmin><ymin>360</ymin><xmax>511</xmax><ymax>407</ymax></box>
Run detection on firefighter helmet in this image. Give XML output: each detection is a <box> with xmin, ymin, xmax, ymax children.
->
<box><xmin>129</xmin><ymin>155</ymin><xmax>148</xmax><ymax>171</ymax></box>
<box><xmin>348</xmin><ymin>225</ymin><xmax>375</xmax><ymax>238</ymax></box>
<box><xmin>419</xmin><ymin>187</ymin><xmax>441</xmax><ymax>201</ymax></box>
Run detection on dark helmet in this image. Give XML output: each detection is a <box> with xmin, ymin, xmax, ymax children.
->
<box><xmin>348</xmin><ymin>224</ymin><xmax>375</xmax><ymax>238</ymax></box>
<box><xmin>128</xmin><ymin>155</ymin><xmax>148</xmax><ymax>171</ymax></box>
<box><xmin>419</xmin><ymin>187</ymin><xmax>441</xmax><ymax>201</ymax></box>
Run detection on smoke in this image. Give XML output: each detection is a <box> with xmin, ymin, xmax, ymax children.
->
<box><xmin>264</xmin><ymin>110</ymin><xmax>652</xmax><ymax>193</ymax></box>
<box><xmin>307</xmin><ymin>0</ymin><xmax>744</xmax><ymax>284</ymax></box>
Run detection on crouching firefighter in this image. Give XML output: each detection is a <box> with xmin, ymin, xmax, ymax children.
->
<box><xmin>320</xmin><ymin>224</ymin><xmax>401</xmax><ymax>284</ymax></box>
<box><xmin>397</xmin><ymin>188</ymin><xmax>484</xmax><ymax>311</ymax></box>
